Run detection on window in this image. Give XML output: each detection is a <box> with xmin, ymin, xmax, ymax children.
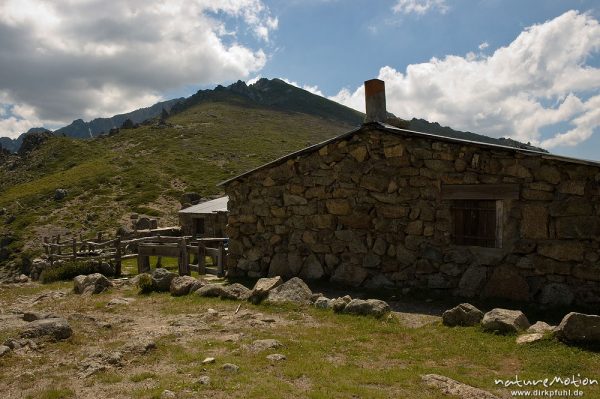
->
<box><xmin>193</xmin><ymin>218</ymin><xmax>205</xmax><ymax>236</ymax></box>
<box><xmin>441</xmin><ymin>184</ymin><xmax>516</xmax><ymax>249</ymax></box>
<box><xmin>452</xmin><ymin>200</ymin><xmax>500</xmax><ymax>248</ymax></box>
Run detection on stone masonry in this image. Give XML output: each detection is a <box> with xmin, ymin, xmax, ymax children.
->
<box><xmin>223</xmin><ymin>124</ymin><xmax>600</xmax><ymax>307</ymax></box>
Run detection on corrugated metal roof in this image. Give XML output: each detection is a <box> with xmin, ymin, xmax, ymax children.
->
<box><xmin>218</xmin><ymin>122</ymin><xmax>600</xmax><ymax>186</ymax></box>
<box><xmin>179</xmin><ymin>196</ymin><xmax>228</xmax><ymax>214</ymax></box>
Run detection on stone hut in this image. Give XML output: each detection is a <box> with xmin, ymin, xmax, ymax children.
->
<box><xmin>220</xmin><ymin>79</ymin><xmax>600</xmax><ymax>308</ymax></box>
<box><xmin>179</xmin><ymin>196</ymin><xmax>228</xmax><ymax>238</ymax></box>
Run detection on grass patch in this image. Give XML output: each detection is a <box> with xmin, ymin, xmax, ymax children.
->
<box><xmin>27</xmin><ymin>388</ymin><xmax>75</xmax><ymax>399</ymax></box>
<box><xmin>130</xmin><ymin>371</ymin><xmax>158</xmax><ymax>382</ymax></box>
<box><xmin>39</xmin><ymin>260</ymin><xmax>98</xmax><ymax>283</ymax></box>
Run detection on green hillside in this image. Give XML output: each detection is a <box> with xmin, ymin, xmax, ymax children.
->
<box><xmin>0</xmin><ymin>95</ymin><xmax>357</xmax><ymax>265</ymax></box>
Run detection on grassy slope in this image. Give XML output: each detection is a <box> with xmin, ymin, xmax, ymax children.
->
<box><xmin>0</xmin><ymin>97</ymin><xmax>356</xmax><ymax>258</ymax></box>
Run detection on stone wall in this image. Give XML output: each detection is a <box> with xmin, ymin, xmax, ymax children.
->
<box><xmin>224</xmin><ymin>125</ymin><xmax>600</xmax><ymax>307</ymax></box>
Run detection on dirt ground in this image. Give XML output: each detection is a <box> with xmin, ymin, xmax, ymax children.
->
<box><xmin>0</xmin><ymin>278</ymin><xmax>445</xmax><ymax>399</ymax></box>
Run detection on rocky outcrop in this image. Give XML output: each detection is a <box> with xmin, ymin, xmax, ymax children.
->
<box><xmin>17</xmin><ymin>130</ymin><xmax>52</xmax><ymax>155</ymax></box>
<box><xmin>442</xmin><ymin>303</ymin><xmax>484</xmax><ymax>327</ymax></box>
<box><xmin>556</xmin><ymin>312</ymin><xmax>600</xmax><ymax>344</ymax></box>
<box><xmin>481</xmin><ymin>308</ymin><xmax>530</xmax><ymax>334</ymax></box>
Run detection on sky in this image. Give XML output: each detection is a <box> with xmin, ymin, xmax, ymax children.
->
<box><xmin>0</xmin><ymin>0</ymin><xmax>599</xmax><ymax>160</ymax></box>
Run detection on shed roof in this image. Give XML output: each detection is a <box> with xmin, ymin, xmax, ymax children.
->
<box><xmin>218</xmin><ymin>122</ymin><xmax>600</xmax><ymax>186</ymax></box>
<box><xmin>179</xmin><ymin>196</ymin><xmax>228</xmax><ymax>214</ymax></box>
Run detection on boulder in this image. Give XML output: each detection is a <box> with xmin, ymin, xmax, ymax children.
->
<box><xmin>0</xmin><ymin>345</ymin><xmax>10</xmax><ymax>357</ymax></box>
<box><xmin>556</xmin><ymin>312</ymin><xmax>600</xmax><ymax>344</ymax></box>
<box><xmin>516</xmin><ymin>333</ymin><xmax>545</xmax><ymax>345</ymax></box>
<box><xmin>22</xmin><ymin>311</ymin><xmax>58</xmax><ymax>322</ymax></box>
<box><xmin>136</xmin><ymin>217</ymin><xmax>151</xmax><ymax>230</ymax></box>
<box><xmin>314</xmin><ymin>296</ymin><xmax>331</xmax><ymax>309</ymax></box>
<box><xmin>527</xmin><ymin>321</ymin><xmax>555</xmax><ymax>334</ymax></box>
<box><xmin>195</xmin><ymin>283</ymin><xmax>228</xmax><ymax>298</ymax></box>
<box><xmin>331</xmin><ymin>295</ymin><xmax>352</xmax><ymax>313</ymax></box>
<box><xmin>54</xmin><ymin>188</ymin><xmax>67</xmax><ymax>201</ymax></box>
<box><xmin>248</xmin><ymin>276</ymin><xmax>283</xmax><ymax>304</ymax></box>
<box><xmin>21</xmin><ymin>318</ymin><xmax>72</xmax><ymax>340</ymax></box>
<box><xmin>170</xmin><ymin>276</ymin><xmax>204</xmax><ymax>296</ymax></box>
<box><xmin>222</xmin><ymin>363</ymin><xmax>240</xmax><ymax>372</ymax></box>
<box><xmin>482</xmin><ymin>308</ymin><xmax>530</xmax><ymax>334</ymax></box>
<box><xmin>73</xmin><ymin>273</ymin><xmax>112</xmax><ymax>295</ymax></box>
<box><xmin>221</xmin><ymin>283</ymin><xmax>251</xmax><ymax>300</ymax></box>
<box><xmin>442</xmin><ymin>303</ymin><xmax>484</xmax><ymax>327</ymax></box>
<box><xmin>538</xmin><ymin>283</ymin><xmax>574</xmax><ymax>307</ymax></box>
<box><xmin>342</xmin><ymin>299</ymin><xmax>391</xmax><ymax>318</ymax></box>
<box><xmin>265</xmin><ymin>277</ymin><xmax>312</xmax><ymax>305</ymax></box>
<box><xmin>151</xmin><ymin>268</ymin><xmax>177</xmax><ymax>292</ymax></box>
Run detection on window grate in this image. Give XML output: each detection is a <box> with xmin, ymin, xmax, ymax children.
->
<box><xmin>452</xmin><ymin>200</ymin><xmax>497</xmax><ymax>248</ymax></box>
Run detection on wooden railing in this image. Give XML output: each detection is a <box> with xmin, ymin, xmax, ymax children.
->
<box><xmin>42</xmin><ymin>233</ymin><xmax>228</xmax><ymax>277</ymax></box>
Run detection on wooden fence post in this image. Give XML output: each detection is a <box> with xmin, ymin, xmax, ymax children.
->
<box><xmin>217</xmin><ymin>241</ymin><xmax>225</xmax><ymax>277</ymax></box>
<box><xmin>115</xmin><ymin>236</ymin><xmax>122</xmax><ymax>277</ymax></box>
<box><xmin>198</xmin><ymin>244</ymin><xmax>206</xmax><ymax>275</ymax></box>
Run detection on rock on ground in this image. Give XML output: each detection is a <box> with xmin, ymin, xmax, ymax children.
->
<box><xmin>250</xmin><ymin>339</ymin><xmax>282</xmax><ymax>351</ymax></box>
<box><xmin>20</xmin><ymin>317</ymin><xmax>72</xmax><ymax>340</ymax></box>
<box><xmin>556</xmin><ymin>312</ymin><xmax>600</xmax><ymax>344</ymax></box>
<box><xmin>342</xmin><ymin>299</ymin><xmax>390</xmax><ymax>318</ymax></box>
<box><xmin>170</xmin><ymin>275</ymin><xmax>204</xmax><ymax>296</ymax></box>
<box><xmin>266</xmin><ymin>354</ymin><xmax>286</xmax><ymax>362</ymax></box>
<box><xmin>422</xmin><ymin>374</ymin><xmax>501</xmax><ymax>399</ymax></box>
<box><xmin>527</xmin><ymin>321</ymin><xmax>555</xmax><ymax>334</ymax></box>
<box><xmin>74</xmin><ymin>273</ymin><xmax>112</xmax><ymax>295</ymax></box>
<box><xmin>22</xmin><ymin>311</ymin><xmax>58</xmax><ymax>322</ymax></box>
<box><xmin>516</xmin><ymin>333</ymin><xmax>545</xmax><ymax>345</ymax></box>
<box><xmin>0</xmin><ymin>345</ymin><xmax>10</xmax><ymax>357</ymax></box>
<box><xmin>152</xmin><ymin>268</ymin><xmax>178</xmax><ymax>292</ymax></box>
<box><xmin>248</xmin><ymin>276</ymin><xmax>283</xmax><ymax>304</ymax></box>
<box><xmin>331</xmin><ymin>295</ymin><xmax>352</xmax><ymax>313</ymax></box>
<box><xmin>265</xmin><ymin>277</ymin><xmax>312</xmax><ymax>305</ymax></box>
<box><xmin>314</xmin><ymin>296</ymin><xmax>331</xmax><ymax>309</ymax></box>
<box><xmin>481</xmin><ymin>308</ymin><xmax>530</xmax><ymax>334</ymax></box>
<box><xmin>221</xmin><ymin>283</ymin><xmax>252</xmax><ymax>300</ymax></box>
<box><xmin>442</xmin><ymin>303</ymin><xmax>484</xmax><ymax>327</ymax></box>
<box><xmin>222</xmin><ymin>363</ymin><xmax>240</xmax><ymax>372</ymax></box>
<box><xmin>196</xmin><ymin>283</ymin><xmax>228</xmax><ymax>298</ymax></box>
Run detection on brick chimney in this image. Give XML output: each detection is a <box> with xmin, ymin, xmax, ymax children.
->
<box><xmin>364</xmin><ymin>79</ymin><xmax>386</xmax><ymax>123</ymax></box>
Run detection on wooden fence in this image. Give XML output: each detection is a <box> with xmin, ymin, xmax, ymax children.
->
<box><xmin>42</xmin><ymin>233</ymin><xmax>227</xmax><ymax>277</ymax></box>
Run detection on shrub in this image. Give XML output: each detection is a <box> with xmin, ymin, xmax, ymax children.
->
<box><xmin>39</xmin><ymin>260</ymin><xmax>97</xmax><ymax>283</ymax></box>
<box><xmin>137</xmin><ymin>273</ymin><xmax>154</xmax><ymax>294</ymax></box>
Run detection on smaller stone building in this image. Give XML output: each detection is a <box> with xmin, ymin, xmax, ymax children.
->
<box><xmin>219</xmin><ymin>80</ymin><xmax>600</xmax><ymax>308</ymax></box>
<box><xmin>179</xmin><ymin>196</ymin><xmax>228</xmax><ymax>238</ymax></box>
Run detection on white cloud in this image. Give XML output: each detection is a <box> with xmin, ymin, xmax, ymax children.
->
<box><xmin>280</xmin><ymin>78</ymin><xmax>324</xmax><ymax>97</ymax></box>
<box><xmin>478</xmin><ymin>41</ymin><xmax>489</xmax><ymax>50</ymax></box>
<box><xmin>392</xmin><ymin>0</ymin><xmax>448</xmax><ymax>15</ymax></box>
<box><xmin>331</xmin><ymin>10</ymin><xmax>600</xmax><ymax>149</ymax></box>
<box><xmin>0</xmin><ymin>0</ymin><xmax>277</xmax><ymax>138</ymax></box>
